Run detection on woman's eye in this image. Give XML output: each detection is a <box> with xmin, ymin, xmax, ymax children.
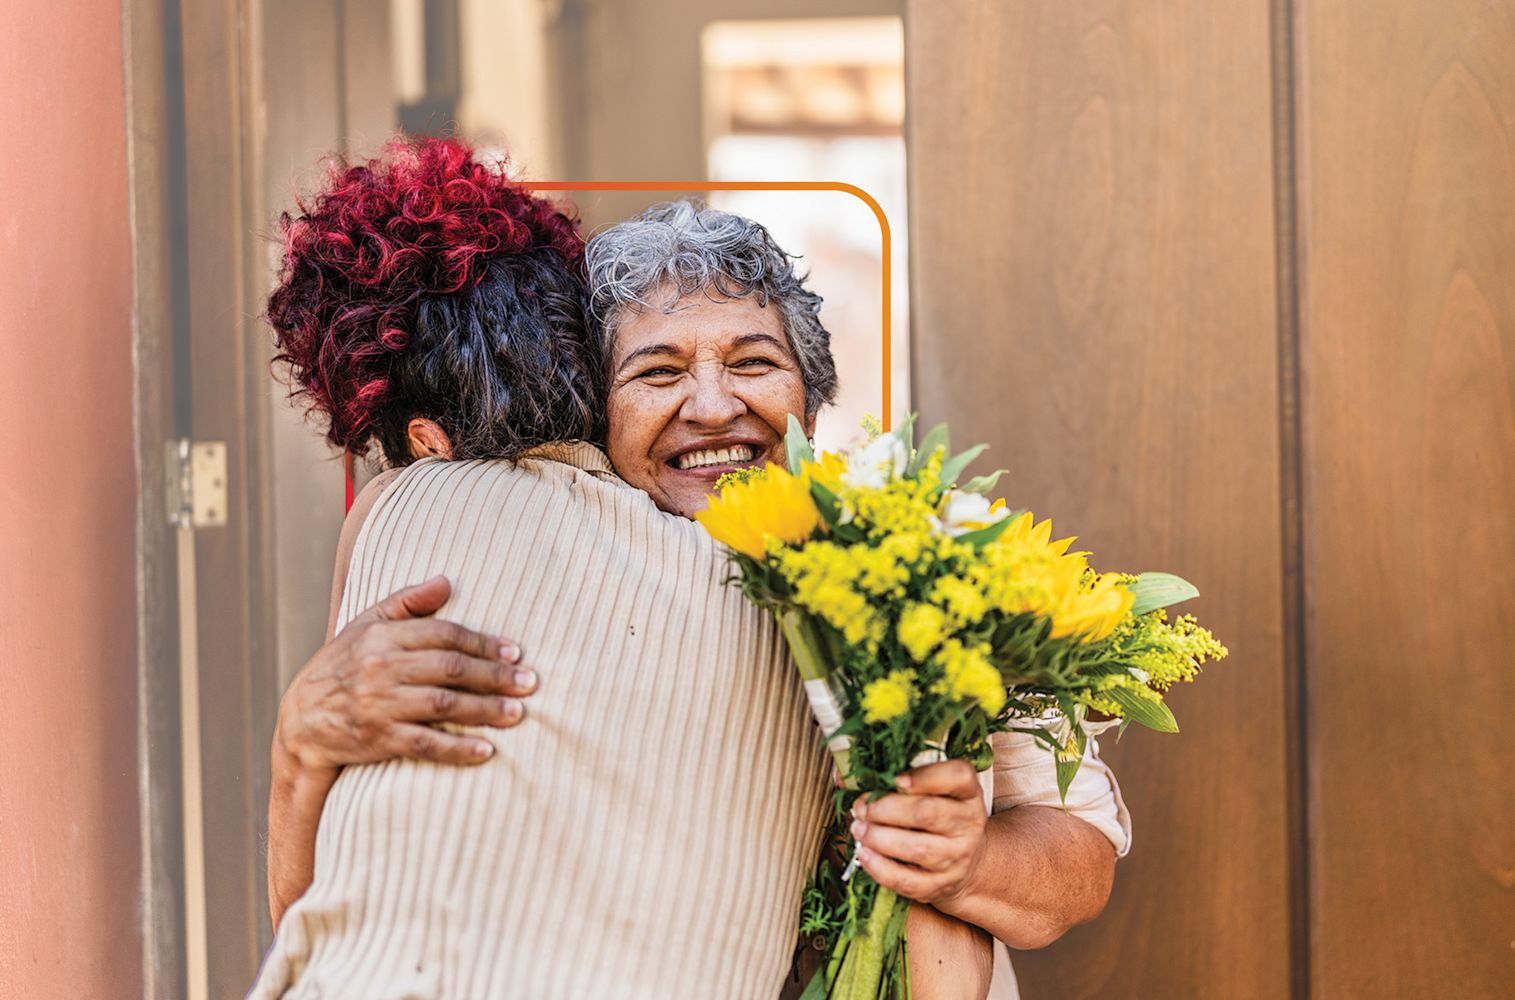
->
<box><xmin>734</xmin><ymin>358</ymin><xmax>777</xmax><ymax>371</ymax></box>
<box><xmin>638</xmin><ymin>366</ymin><xmax>680</xmax><ymax>379</ymax></box>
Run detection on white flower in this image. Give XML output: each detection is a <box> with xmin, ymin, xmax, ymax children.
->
<box><xmin>843</xmin><ymin>434</ymin><xmax>908</xmax><ymax>490</ymax></box>
<box><xmin>935</xmin><ymin>489</ymin><xmax>1009</xmax><ymax>537</ymax></box>
<box><xmin>1128</xmin><ymin>666</ymin><xmax>1151</xmax><ymax>684</ymax></box>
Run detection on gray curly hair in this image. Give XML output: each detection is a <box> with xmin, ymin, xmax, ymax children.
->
<box><xmin>584</xmin><ymin>201</ymin><xmax>839</xmax><ymax>418</ymax></box>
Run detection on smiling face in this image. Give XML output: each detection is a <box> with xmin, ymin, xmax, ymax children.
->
<box><xmin>606</xmin><ymin>288</ymin><xmax>812</xmax><ymax>519</ymax></box>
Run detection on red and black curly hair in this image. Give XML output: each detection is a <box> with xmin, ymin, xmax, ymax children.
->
<box><xmin>267</xmin><ymin>135</ymin><xmax>604</xmax><ymax>465</ymax></box>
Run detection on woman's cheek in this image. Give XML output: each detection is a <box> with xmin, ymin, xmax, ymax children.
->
<box><xmin>751</xmin><ymin>372</ymin><xmax>808</xmax><ymax>428</ymax></box>
<box><xmin>608</xmin><ymin>385</ymin><xmax>666</xmax><ymax>463</ymax></box>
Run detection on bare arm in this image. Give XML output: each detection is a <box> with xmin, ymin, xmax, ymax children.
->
<box><xmin>888</xmin><ymin>806</ymin><xmax>1114</xmax><ymax>1000</ymax></box>
<box><xmin>269</xmin><ymin>468</ymin><xmax>399</xmax><ymax>925</ymax></box>
<box><xmin>267</xmin><ymin>739</ymin><xmax>342</xmax><ymax>929</ymax></box>
<box><xmin>933</xmin><ymin>805</ymin><xmax>1115</xmax><ymax>950</ymax></box>
<box><xmin>904</xmin><ymin>903</ymin><xmax>994</xmax><ymax>1000</ymax></box>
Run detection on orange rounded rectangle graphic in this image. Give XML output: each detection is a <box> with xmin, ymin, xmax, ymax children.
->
<box><xmin>519</xmin><ymin>181</ymin><xmax>893</xmax><ymax>429</ymax></box>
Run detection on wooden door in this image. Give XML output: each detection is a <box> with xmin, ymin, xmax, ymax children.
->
<box><xmin>126</xmin><ymin>1</ymin><xmax>395</xmax><ymax>994</ymax></box>
<box><xmin>1296</xmin><ymin>1</ymin><xmax>1515</xmax><ymax>994</ymax></box>
<box><xmin>906</xmin><ymin>2</ymin><xmax>1293</xmax><ymax>996</ymax></box>
<box><xmin>905</xmin><ymin>1</ymin><xmax>1515</xmax><ymax>996</ymax></box>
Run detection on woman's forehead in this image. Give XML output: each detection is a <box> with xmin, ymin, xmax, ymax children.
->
<box><xmin>612</xmin><ymin>291</ymin><xmax>788</xmax><ymax>362</ymax></box>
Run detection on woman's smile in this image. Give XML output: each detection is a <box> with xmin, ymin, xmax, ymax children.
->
<box><xmin>673</xmin><ymin>442</ymin><xmax>756</xmax><ymax>471</ymax></box>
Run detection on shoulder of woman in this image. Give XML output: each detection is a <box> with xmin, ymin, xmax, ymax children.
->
<box><xmin>345</xmin><ymin>466</ymin><xmax>406</xmax><ymax>539</ymax></box>
<box><xmin>326</xmin><ymin>465</ymin><xmax>407</xmax><ymax>639</ymax></box>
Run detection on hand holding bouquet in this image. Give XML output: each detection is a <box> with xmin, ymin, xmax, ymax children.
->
<box><xmin>697</xmin><ymin>417</ymin><xmax>1228</xmax><ymax>1000</ymax></box>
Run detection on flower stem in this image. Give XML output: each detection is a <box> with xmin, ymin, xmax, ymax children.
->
<box><xmin>840</xmin><ymin>887</ymin><xmax>901</xmax><ymax>999</ymax></box>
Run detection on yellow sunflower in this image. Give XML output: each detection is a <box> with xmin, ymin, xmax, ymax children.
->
<box><xmin>695</xmin><ymin>463</ymin><xmax>821</xmax><ymax>559</ymax></box>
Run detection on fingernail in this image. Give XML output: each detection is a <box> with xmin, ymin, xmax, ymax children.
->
<box><xmin>850</xmin><ymin>820</ymin><xmax>867</xmax><ymax>839</ymax></box>
<box><xmin>896</xmin><ymin>775</ymin><xmax>913</xmax><ymax>792</ymax></box>
<box><xmin>855</xmin><ymin>846</ymin><xmax>871</xmax><ymax>863</ymax></box>
<box><xmin>499</xmin><ymin>642</ymin><xmax>521</xmax><ymax>663</ymax></box>
<box><xmin>473</xmin><ymin>740</ymin><xmax>494</xmax><ymax>759</ymax></box>
<box><xmin>502</xmin><ymin>699</ymin><xmax>523</xmax><ymax>721</ymax></box>
<box><xmin>513</xmin><ymin>668</ymin><xmax>537</xmax><ymax>691</ymax></box>
<box><xmin>852</xmin><ymin>800</ymin><xmax>868</xmax><ymax>821</ymax></box>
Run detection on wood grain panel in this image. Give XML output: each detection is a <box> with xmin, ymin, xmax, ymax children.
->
<box><xmin>341</xmin><ymin>0</ymin><xmax>397</xmax><ymax>154</ymax></box>
<box><xmin>178</xmin><ymin>0</ymin><xmax>264</xmax><ymax>990</ymax></box>
<box><xmin>905</xmin><ymin>2</ymin><xmax>1291</xmax><ymax>996</ymax></box>
<box><xmin>1298</xmin><ymin>3</ymin><xmax>1515</xmax><ymax>994</ymax></box>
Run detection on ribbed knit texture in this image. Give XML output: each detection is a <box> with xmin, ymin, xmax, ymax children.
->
<box><xmin>249</xmin><ymin>443</ymin><xmax>831</xmax><ymax>999</ymax></box>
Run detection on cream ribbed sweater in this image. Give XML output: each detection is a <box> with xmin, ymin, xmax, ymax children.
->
<box><xmin>249</xmin><ymin>444</ymin><xmax>831</xmax><ymax>999</ymax></box>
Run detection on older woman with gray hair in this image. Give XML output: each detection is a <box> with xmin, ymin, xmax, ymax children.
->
<box><xmin>262</xmin><ymin>140</ymin><xmax>1126</xmax><ymax>1000</ymax></box>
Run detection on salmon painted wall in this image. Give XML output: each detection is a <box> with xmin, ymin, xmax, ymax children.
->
<box><xmin>0</xmin><ymin>2</ymin><xmax>142</xmax><ymax>997</ymax></box>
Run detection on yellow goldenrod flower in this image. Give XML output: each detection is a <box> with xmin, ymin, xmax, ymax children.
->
<box><xmin>971</xmin><ymin>544</ymin><xmax>1080</xmax><ymax>620</ymax></box>
<box><xmin>880</xmin><ymin>531</ymin><xmax>927</xmax><ymax>568</ymax></box>
<box><xmin>861</xmin><ymin>670</ymin><xmax>916</xmax><ymax>723</ymax></box>
<box><xmin>776</xmin><ymin>542</ymin><xmax>887</xmax><ymax>648</ymax></box>
<box><xmin>936</xmin><ymin>639</ymin><xmax>1007</xmax><ymax>716</ymax></box>
<box><xmin>897</xmin><ymin>602</ymin><xmax>951</xmax><ymax>661</ymax></box>
<box><xmin>851</xmin><ymin>542</ymin><xmax>910</xmax><ymax>598</ymax></box>
<box><xmin>930</xmin><ymin>575</ymin><xmax>988</xmax><ymax>625</ymax></box>
<box><xmin>852</xmin><ymin>486</ymin><xmax>938</xmax><ymax>538</ymax></box>
<box><xmin>695</xmin><ymin>463</ymin><xmax>820</xmax><ymax>559</ymax></box>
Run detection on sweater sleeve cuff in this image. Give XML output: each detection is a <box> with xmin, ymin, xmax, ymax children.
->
<box><xmin>986</xmin><ymin>730</ymin><xmax>1132</xmax><ymax>858</ymax></box>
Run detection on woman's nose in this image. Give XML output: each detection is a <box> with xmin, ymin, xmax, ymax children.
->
<box><xmin>680</xmin><ymin>368</ymin><xmax>746</xmax><ymax>426</ymax></box>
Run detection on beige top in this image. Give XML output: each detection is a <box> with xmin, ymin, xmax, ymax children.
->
<box><xmin>249</xmin><ymin>443</ymin><xmax>1131</xmax><ymax>1000</ymax></box>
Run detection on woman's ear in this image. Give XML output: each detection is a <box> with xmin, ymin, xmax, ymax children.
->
<box><xmin>406</xmin><ymin>418</ymin><xmax>454</xmax><ymax>460</ymax></box>
<box><xmin>803</xmin><ymin>411</ymin><xmax>818</xmax><ymax>439</ymax></box>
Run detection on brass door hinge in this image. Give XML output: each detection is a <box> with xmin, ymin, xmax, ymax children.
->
<box><xmin>166</xmin><ymin>439</ymin><xmax>228</xmax><ymax>527</ymax></box>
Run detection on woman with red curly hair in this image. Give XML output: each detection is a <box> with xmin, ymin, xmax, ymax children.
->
<box><xmin>267</xmin><ymin>135</ymin><xmax>603</xmax><ymax>465</ymax></box>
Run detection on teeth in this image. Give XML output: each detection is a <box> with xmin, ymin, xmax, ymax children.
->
<box><xmin>678</xmin><ymin>445</ymin><xmax>755</xmax><ymax>470</ymax></box>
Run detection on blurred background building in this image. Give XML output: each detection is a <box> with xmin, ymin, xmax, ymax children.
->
<box><xmin>2</xmin><ymin>1</ymin><xmax>1511</xmax><ymax>998</ymax></box>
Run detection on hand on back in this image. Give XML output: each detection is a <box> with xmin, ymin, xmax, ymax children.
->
<box><xmin>275</xmin><ymin>575</ymin><xmax>535</xmax><ymax>776</ymax></box>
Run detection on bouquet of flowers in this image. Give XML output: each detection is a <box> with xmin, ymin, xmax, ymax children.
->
<box><xmin>696</xmin><ymin>416</ymin><xmax>1228</xmax><ymax>1000</ymax></box>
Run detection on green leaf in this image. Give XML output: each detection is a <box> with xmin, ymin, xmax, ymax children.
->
<box><xmin>832</xmin><ymin>523</ymin><xmax>867</xmax><ymax>545</ymax></box>
<box><xmin>891</xmin><ymin>412</ymin><xmax>918</xmax><ymax>452</ymax></box>
<box><xmin>954</xmin><ymin>515</ymin><xmax>1014</xmax><ymax>549</ymax></box>
<box><xmin>785</xmin><ymin>414</ymin><xmax>815</xmax><ymax>476</ymax></box>
<box><xmin>811</xmin><ymin>480</ymin><xmax>842</xmax><ymax>528</ymax></box>
<box><xmin>938</xmin><ymin>443</ymin><xmax>987</xmax><ymax>488</ymax></box>
<box><xmin>1107</xmin><ymin>685</ymin><xmax>1180</xmax><ymax>733</ymax></box>
<box><xmin>1129</xmin><ymin>572</ymin><xmax>1200</xmax><ymax>617</ymax></box>
<box><xmin>960</xmin><ymin>469</ymin><xmax>1007</xmax><ymax>495</ymax></box>
<box><xmin>880</xmin><ymin>895</ymin><xmax>911</xmax><ymax>969</ymax></box>
<box><xmin>831</xmin><ymin>712</ymin><xmax>865</xmax><ymax>741</ymax></box>
<box><xmin>797</xmin><ymin>965</ymin><xmax>829</xmax><ymax>1000</ymax></box>
<box><xmin>908</xmin><ymin>424</ymin><xmax>950</xmax><ymax>476</ymax></box>
<box><xmin>1055</xmin><ymin>754</ymin><xmax>1083</xmax><ymax>804</ymax></box>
